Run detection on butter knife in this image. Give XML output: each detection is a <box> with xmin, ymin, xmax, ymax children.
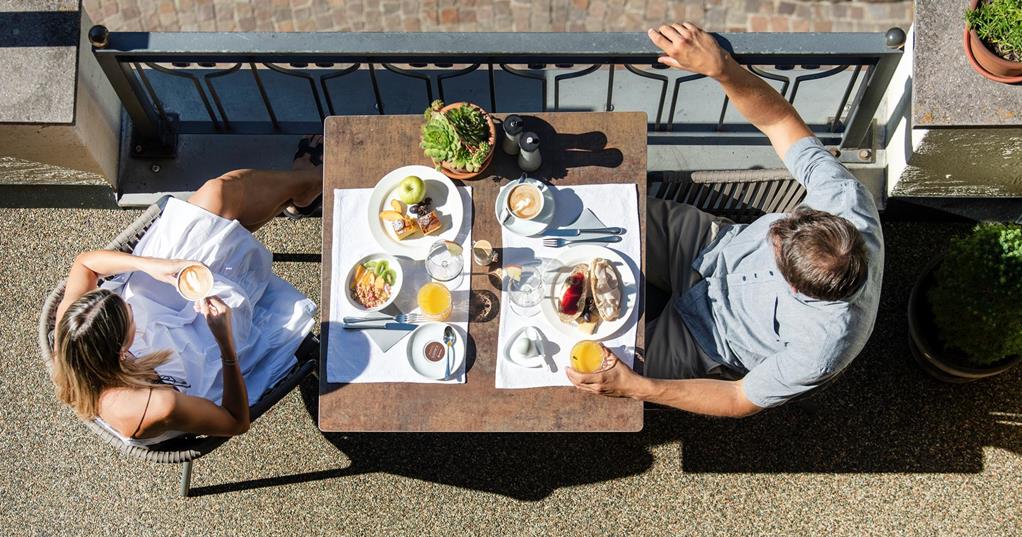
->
<box><xmin>545</xmin><ymin>227</ymin><xmax>624</xmax><ymax>237</ymax></box>
<box><xmin>341</xmin><ymin>322</ymin><xmax>417</xmax><ymax>331</ymax></box>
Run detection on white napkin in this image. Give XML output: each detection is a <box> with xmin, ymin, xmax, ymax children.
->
<box><xmin>326</xmin><ymin>187</ymin><xmax>472</xmax><ymax>384</ymax></box>
<box><xmin>496</xmin><ymin>183</ymin><xmax>641</xmax><ymax>389</ymax></box>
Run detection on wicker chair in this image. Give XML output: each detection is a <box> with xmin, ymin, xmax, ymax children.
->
<box><xmin>649</xmin><ymin>169</ymin><xmax>806</xmax><ymax>223</ymax></box>
<box><xmin>37</xmin><ymin>196</ymin><xmax>319</xmax><ymax>497</ymax></box>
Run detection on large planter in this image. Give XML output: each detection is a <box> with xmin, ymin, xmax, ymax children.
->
<box><xmin>907</xmin><ymin>256</ymin><xmax>1022</xmax><ymax>382</ymax></box>
<box><xmin>433</xmin><ymin>102</ymin><xmax>496</xmax><ymax>181</ymax></box>
<box><xmin>964</xmin><ymin>0</ymin><xmax>1022</xmax><ymax>84</ymax></box>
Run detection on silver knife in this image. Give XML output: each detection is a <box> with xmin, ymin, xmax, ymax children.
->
<box><xmin>341</xmin><ymin>322</ymin><xmax>417</xmax><ymax>331</ymax></box>
<box><xmin>545</xmin><ymin>227</ymin><xmax>624</xmax><ymax>237</ymax></box>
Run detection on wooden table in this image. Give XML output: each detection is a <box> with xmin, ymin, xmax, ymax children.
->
<box><xmin>320</xmin><ymin>111</ymin><xmax>646</xmax><ymax>432</ymax></box>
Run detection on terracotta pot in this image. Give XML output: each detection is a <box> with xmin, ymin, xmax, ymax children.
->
<box><xmin>907</xmin><ymin>256</ymin><xmax>1022</xmax><ymax>383</ymax></box>
<box><xmin>430</xmin><ymin>102</ymin><xmax>497</xmax><ymax>181</ymax></box>
<box><xmin>964</xmin><ymin>0</ymin><xmax>1022</xmax><ymax>84</ymax></box>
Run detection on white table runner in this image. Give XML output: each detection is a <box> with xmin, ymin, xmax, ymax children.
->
<box><xmin>496</xmin><ymin>183</ymin><xmax>641</xmax><ymax>389</ymax></box>
<box><xmin>326</xmin><ymin>187</ymin><xmax>472</xmax><ymax>384</ymax></box>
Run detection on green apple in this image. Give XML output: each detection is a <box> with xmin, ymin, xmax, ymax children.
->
<box><xmin>396</xmin><ymin>175</ymin><xmax>426</xmax><ymax>205</ymax></box>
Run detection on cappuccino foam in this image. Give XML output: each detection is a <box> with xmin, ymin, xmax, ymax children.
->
<box><xmin>508</xmin><ymin>184</ymin><xmax>542</xmax><ymax>220</ymax></box>
<box><xmin>177</xmin><ymin>264</ymin><xmax>213</xmax><ymax>300</ymax></box>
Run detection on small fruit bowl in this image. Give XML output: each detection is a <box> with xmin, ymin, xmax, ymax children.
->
<box><xmin>345</xmin><ymin>253</ymin><xmax>404</xmax><ymax>313</ymax></box>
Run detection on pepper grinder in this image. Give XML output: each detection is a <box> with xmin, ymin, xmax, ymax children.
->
<box><xmin>501</xmin><ymin>114</ymin><xmax>524</xmax><ymax>155</ymax></box>
<box><xmin>517</xmin><ymin>131</ymin><xmax>541</xmax><ymax>172</ymax></box>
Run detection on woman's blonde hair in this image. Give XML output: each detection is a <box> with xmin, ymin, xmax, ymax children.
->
<box><xmin>52</xmin><ymin>289</ymin><xmax>171</xmax><ymax>419</ymax></box>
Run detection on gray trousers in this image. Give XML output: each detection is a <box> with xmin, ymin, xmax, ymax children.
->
<box><xmin>644</xmin><ymin>198</ymin><xmax>742</xmax><ymax>381</ymax></box>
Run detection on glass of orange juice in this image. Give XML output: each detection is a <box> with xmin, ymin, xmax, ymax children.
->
<box><xmin>417</xmin><ymin>282</ymin><xmax>452</xmax><ymax>321</ymax></box>
<box><xmin>570</xmin><ymin>340</ymin><xmax>607</xmax><ymax>373</ymax></box>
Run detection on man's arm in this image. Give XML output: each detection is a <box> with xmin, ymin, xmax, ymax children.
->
<box><xmin>566</xmin><ymin>355</ymin><xmax>763</xmax><ymax>418</ymax></box>
<box><xmin>648</xmin><ymin>22</ymin><xmax>813</xmax><ymax>160</ymax></box>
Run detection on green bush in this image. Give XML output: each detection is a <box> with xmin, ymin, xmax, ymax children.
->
<box><xmin>929</xmin><ymin>222</ymin><xmax>1022</xmax><ymax>367</ymax></box>
<box><xmin>420</xmin><ymin>100</ymin><xmax>492</xmax><ymax>173</ymax></box>
<box><xmin>966</xmin><ymin>0</ymin><xmax>1022</xmax><ymax>62</ymax></box>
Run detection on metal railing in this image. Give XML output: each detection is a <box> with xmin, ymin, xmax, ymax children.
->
<box><xmin>88</xmin><ymin>27</ymin><xmax>905</xmax><ymax>159</ymax></box>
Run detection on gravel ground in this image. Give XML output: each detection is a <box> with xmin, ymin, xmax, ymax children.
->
<box><xmin>1</xmin><ymin>206</ymin><xmax>1020</xmax><ymax>536</ymax></box>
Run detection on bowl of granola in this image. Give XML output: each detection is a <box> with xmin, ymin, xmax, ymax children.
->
<box><xmin>345</xmin><ymin>253</ymin><xmax>403</xmax><ymax>312</ymax></box>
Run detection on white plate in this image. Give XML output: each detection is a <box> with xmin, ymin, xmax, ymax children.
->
<box><xmin>502</xmin><ymin>326</ymin><xmax>547</xmax><ymax>368</ymax></box>
<box><xmin>406</xmin><ymin>322</ymin><xmax>466</xmax><ymax>380</ymax></box>
<box><xmin>342</xmin><ymin>253</ymin><xmax>404</xmax><ymax>313</ymax></box>
<box><xmin>368</xmin><ymin>165</ymin><xmax>464</xmax><ymax>259</ymax></box>
<box><xmin>493</xmin><ymin>177</ymin><xmax>556</xmax><ymax>237</ymax></box>
<box><xmin>539</xmin><ymin>244</ymin><xmax>637</xmax><ymax>341</ymax></box>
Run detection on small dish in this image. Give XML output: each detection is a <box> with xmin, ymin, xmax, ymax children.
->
<box><xmin>493</xmin><ymin>177</ymin><xmax>556</xmax><ymax>237</ymax></box>
<box><xmin>503</xmin><ymin>326</ymin><xmax>547</xmax><ymax>368</ymax></box>
<box><xmin>344</xmin><ymin>253</ymin><xmax>404</xmax><ymax>313</ymax></box>
<box><xmin>406</xmin><ymin>322</ymin><xmax>465</xmax><ymax>380</ymax></box>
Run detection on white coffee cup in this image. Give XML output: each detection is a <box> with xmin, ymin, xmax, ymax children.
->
<box><xmin>176</xmin><ymin>263</ymin><xmax>213</xmax><ymax>301</ymax></box>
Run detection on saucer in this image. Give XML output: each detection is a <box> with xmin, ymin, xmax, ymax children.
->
<box><xmin>494</xmin><ymin>178</ymin><xmax>556</xmax><ymax>237</ymax></box>
<box><xmin>502</xmin><ymin>326</ymin><xmax>547</xmax><ymax>368</ymax></box>
<box><xmin>406</xmin><ymin>322</ymin><xmax>466</xmax><ymax>380</ymax></box>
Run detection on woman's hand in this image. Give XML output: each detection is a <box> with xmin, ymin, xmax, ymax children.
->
<box><xmin>195</xmin><ymin>296</ymin><xmax>234</xmax><ymax>351</ymax></box>
<box><xmin>146</xmin><ymin>258</ymin><xmax>203</xmax><ymax>286</ymax></box>
<box><xmin>566</xmin><ymin>348</ymin><xmax>649</xmax><ymax>399</ymax></box>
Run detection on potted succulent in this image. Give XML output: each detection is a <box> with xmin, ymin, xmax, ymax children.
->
<box><xmin>964</xmin><ymin>0</ymin><xmax>1022</xmax><ymax>83</ymax></box>
<box><xmin>420</xmin><ymin>100</ymin><xmax>496</xmax><ymax>180</ymax></box>
<box><xmin>908</xmin><ymin>222</ymin><xmax>1022</xmax><ymax>382</ymax></box>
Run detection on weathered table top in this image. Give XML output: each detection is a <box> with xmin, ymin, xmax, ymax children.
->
<box><xmin>319</xmin><ymin>111</ymin><xmax>646</xmax><ymax>432</ymax></box>
<box><xmin>913</xmin><ymin>0</ymin><xmax>1022</xmax><ymax>127</ymax></box>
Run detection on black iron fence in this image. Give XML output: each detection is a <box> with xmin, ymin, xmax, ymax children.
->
<box><xmin>88</xmin><ymin>27</ymin><xmax>905</xmax><ymax>158</ymax></box>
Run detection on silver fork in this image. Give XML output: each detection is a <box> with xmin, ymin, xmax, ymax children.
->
<box><xmin>542</xmin><ymin>236</ymin><xmax>623</xmax><ymax>248</ymax></box>
<box><xmin>342</xmin><ymin>313</ymin><xmax>424</xmax><ymax>324</ymax></box>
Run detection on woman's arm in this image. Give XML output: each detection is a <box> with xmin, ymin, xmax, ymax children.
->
<box><xmin>56</xmin><ymin>250</ymin><xmax>199</xmax><ymax>323</ymax></box>
<box><xmin>161</xmin><ymin>296</ymin><xmax>249</xmax><ymax>436</ymax></box>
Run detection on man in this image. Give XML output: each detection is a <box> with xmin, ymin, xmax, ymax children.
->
<box><xmin>567</xmin><ymin>23</ymin><xmax>884</xmax><ymax>417</ymax></box>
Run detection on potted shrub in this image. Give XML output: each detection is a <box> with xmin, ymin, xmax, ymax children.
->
<box><xmin>420</xmin><ymin>100</ymin><xmax>496</xmax><ymax>180</ymax></box>
<box><xmin>908</xmin><ymin>222</ymin><xmax>1022</xmax><ymax>382</ymax></box>
<box><xmin>964</xmin><ymin>0</ymin><xmax>1022</xmax><ymax>83</ymax></box>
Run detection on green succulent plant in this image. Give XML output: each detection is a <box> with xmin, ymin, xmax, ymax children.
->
<box><xmin>966</xmin><ymin>0</ymin><xmax>1022</xmax><ymax>62</ymax></box>
<box><xmin>929</xmin><ymin>222</ymin><xmax>1022</xmax><ymax>367</ymax></box>
<box><xmin>420</xmin><ymin>100</ymin><xmax>492</xmax><ymax>173</ymax></box>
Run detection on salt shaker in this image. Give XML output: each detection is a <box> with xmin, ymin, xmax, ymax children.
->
<box><xmin>517</xmin><ymin>131</ymin><xmax>541</xmax><ymax>172</ymax></box>
<box><xmin>501</xmin><ymin>114</ymin><xmax>524</xmax><ymax>155</ymax></box>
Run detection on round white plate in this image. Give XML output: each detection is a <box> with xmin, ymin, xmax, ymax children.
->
<box><xmin>368</xmin><ymin>165</ymin><xmax>464</xmax><ymax>259</ymax></box>
<box><xmin>406</xmin><ymin>322</ymin><xmax>466</xmax><ymax>380</ymax></box>
<box><xmin>493</xmin><ymin>177</ymin><xmax>556</xmax><ymax>237</ymax></box>
<box><xmin>502</xmin><ymin>326</ymin><xmax>547</xmax><ymax>368</ymax></box>
<box><xmin>343</xmin><ymin>253</ymin><xmax>404</xmax><ymax>313</ymax></box>
<box><xmin>539</xmin><ymin>244</ymin><xmax>637</xmax><ymax>341</ymax></box>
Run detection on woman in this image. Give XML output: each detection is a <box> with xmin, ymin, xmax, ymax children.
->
<box><xmin>51</xmin><ymin>136</ymin><xmax>324</xmax><ymax>445</ymax></box>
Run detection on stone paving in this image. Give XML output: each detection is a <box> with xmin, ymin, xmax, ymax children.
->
<box><xmin>83</xmin><ymin>0</ymin><xmax>913</xmax><ymax>34</ymax></box>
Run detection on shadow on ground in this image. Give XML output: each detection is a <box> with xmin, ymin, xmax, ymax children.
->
<box><xmin>192</xmin><ymin>218</ymin><xmax>1022</xmax><ymax>501</ymax></box>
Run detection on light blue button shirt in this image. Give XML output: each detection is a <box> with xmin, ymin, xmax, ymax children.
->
<box><xmin>676</xmin><ymin>136</ymin><xmax>884</xmax><ymax>408</ymax></box>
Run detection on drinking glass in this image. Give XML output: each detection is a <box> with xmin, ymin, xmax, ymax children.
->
<box><xmin>570</xmin><ymin>340</ymin><xmax>607</xmax><ymax>373</ymax></box>
<box><xmin>417</xmin><ymin>282</ymin><xmax>452</xmax><ymax>321</ymax></box>
<box><xmin>507</xmin><ymin>266</ymin><xmax>543</xmax><ymax>317</ymax></box>
<box><xmin>471</xmin><ymin>239</ymin><xmax>498</xmax><ymax>266</ymax></box>
<box><xmin>425</xmin><ymin>239</ymin><xmax>464</xmax><ymax>283</ymax></box>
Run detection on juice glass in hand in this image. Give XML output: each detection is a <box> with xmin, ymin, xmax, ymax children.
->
<box><xmin>570</xmin><ymin>340</ymin><xmax>607</xmax><ymax>373</ymax></box>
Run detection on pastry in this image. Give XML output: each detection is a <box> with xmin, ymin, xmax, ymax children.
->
<box><xmin>416</xmin><ymin>209</ymin><xmax>442</xmax><ymax>236</ymax></box>
<box><xmin>557</xmin><ymin>264</ymin><xmax>590</xmax><ymax>323</ymax></box>
<box><xmin>589</xmin><ymin>258</ymin><xmax>622</xmax><ymax>321</ymax></box>
<box><xmin>380</xmin><ymin>210</ymin><xmax>418</xmax><ymax>240</ymax></box>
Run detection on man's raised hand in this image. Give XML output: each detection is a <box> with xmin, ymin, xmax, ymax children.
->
<box><xmin>647</xmin><ymin>23</ymin><xmax>732</xmax><ymax>80</ymax></box>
